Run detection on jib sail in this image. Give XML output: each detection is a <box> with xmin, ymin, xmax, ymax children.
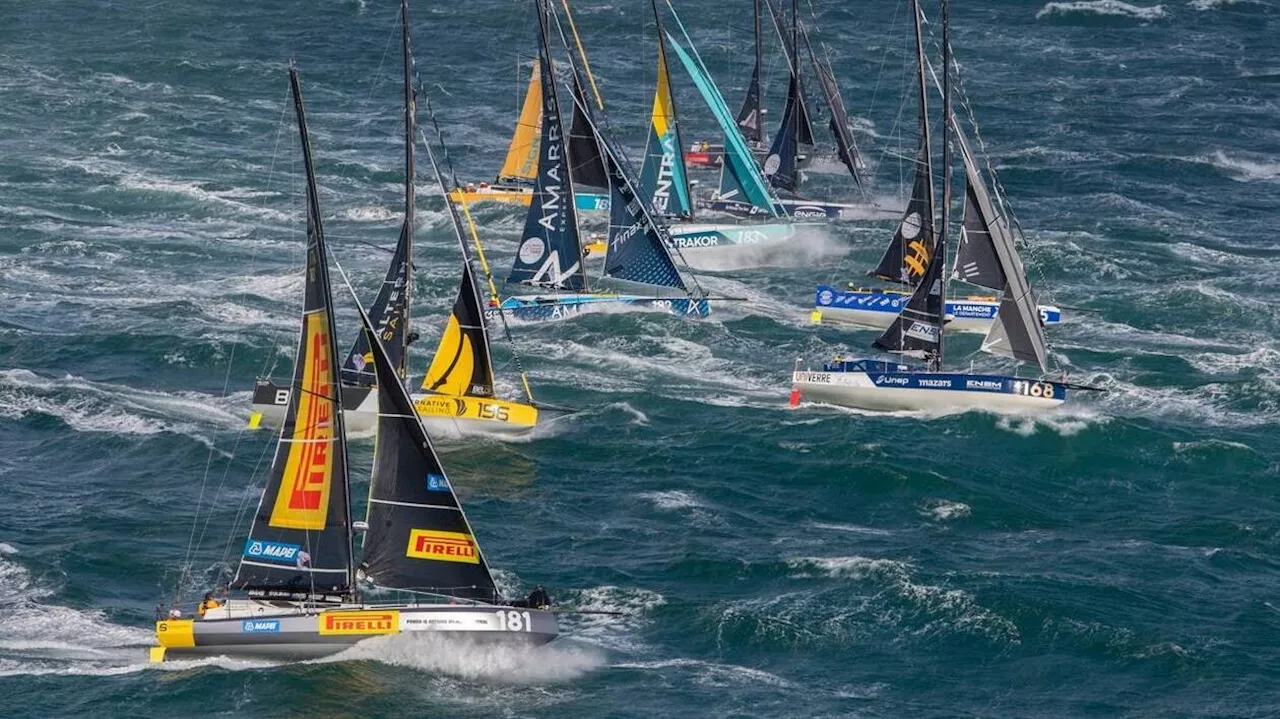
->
<box><xmin>421</xmin><ymin>261</ymin><xmax>496</xmax><ymax>398</ymax></box>
<box><xmin>640</xmin><ymin>0</ymin><xmax>693</xmax><ymax>218</ymax></box>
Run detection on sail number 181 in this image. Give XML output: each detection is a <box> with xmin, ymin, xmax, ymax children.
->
<box><xmin>496</xmin><ymin>609</ymin><xmax>532</xmax><ymax>632</ymax></box>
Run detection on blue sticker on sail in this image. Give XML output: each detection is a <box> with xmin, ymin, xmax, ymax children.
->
<box><xmin>241</xmin><ymin>619</ymin><xmax>280</xmax><ymax>633</ymax></box>
<box><xmin>243</xmin><ymin>539</ymin><xmax>301</xmax><ymax>564</ymax></box>
<box><xmin>426</xmin><ymin>474</ymin><xmax>450</xmax><ymax>492</ymax></box>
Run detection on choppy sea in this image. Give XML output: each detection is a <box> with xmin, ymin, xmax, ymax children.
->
<box><xmin>1</xmin><ymin>0</ymin><xmax>1278</xmax><ymax>716</ymax></box>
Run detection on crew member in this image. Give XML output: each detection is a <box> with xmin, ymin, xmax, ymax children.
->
<box><xmin>197</xmin><ymin>591</ymin><xmax>222</xmax><ymax>618</ymax></box>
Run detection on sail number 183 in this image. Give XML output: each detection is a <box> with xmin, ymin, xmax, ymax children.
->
<box><xmin>1011</xmin><ymin>380</ymin><xmax>1057</xmax><ymax>398</ymax></box>
<box><xmin>496</xmin><ymin>609</ymin><xmax>532</xmax><ymax>632</ymax></box>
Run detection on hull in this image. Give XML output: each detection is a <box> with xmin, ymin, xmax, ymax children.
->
<box><xmin>152</xmin><ymin>600</ymin><xmax>557</xmax><ymax>662</ymax></box>
<box><xmin>250</xmin><ymin>381</ymin><xmax>537</xmax><ymax>434</ymax></box>
<box><xmin>704</xmin><ymin>197</ymin><xmax>900</xmax><ymax>222</ymax></box>
<box><xmin>666</xmin><ymin>221</ymin><xmax>818</xmax><ymax>270</ymax></box>
<box><xmin>812</xmin><ymin>284</ymin><xmax>1063</xmax><ymax>334</ymax></box>
<box><xmin>485</xmin><ymin>292</ymin><xmax>711</xmax><ymax>325</ymax></box>
<box><xmin>447</xmin><ymin>186</ymin><xmax>609</xmax><ymax>211</ymax></box>
<box><xmin>790</xmin><ymin>360</ymin><xmax>1066</xmax><ymax>413</ymax></box>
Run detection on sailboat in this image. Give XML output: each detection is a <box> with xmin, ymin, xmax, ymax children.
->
<box><xmin>153</xmin><ymin>60</ymin><xmax>555</xmax><ymax>663</ymax></box>
<box><xmin>251</xmin><ymin>1</ymin><xmax>539</xmax><ymax>435</ymax></box>
<box><xmin>491</xmin><ymin>0</ymin><xmax>710</xmax><ymax>324</ymax></box>
<box><xmin>809</xmin><ymin>0</ymin><xmax>1061</xmax><ymax>335</ymax></box>
<box><xmin>790</xmin><ymin>0</ymin><xmax>1088</xmax><ymax>413</ymax></box>
<box><xmin>676</xmin><ymin>0</ymin><xmax>891</xmax><ymax>222</ymax></box>
<box><xmin>446</xmin><ymin>3</ymin><xmax>609</xmax><ymax>214</ymax></box>
<box><xmin>634</xmin><ymin>0</ymin><xmax>808</xmax><ymax>268</ymax></box>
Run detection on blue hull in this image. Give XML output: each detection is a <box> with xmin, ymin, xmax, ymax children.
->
<box><xmin>485</xmin><ymin>294</ymin><xmax>711</xmax><ymax>325</ymax></box>
<box><xmin>812</xmin><ymin>284</ymin><xmax>1063</xmax><ymax>333</ymax></box>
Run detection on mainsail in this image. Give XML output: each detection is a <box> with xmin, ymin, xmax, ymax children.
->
<box><xmin>800</xmin><ymin>22</ymin><xmax>864</xmax><ymax>188</ymax></box>
<box><xmin>869</xmin><ymin>145</ymin><xmax>934</xmax><ymax>284</ymax></box>
<box><xmin>734</xmin><ymin>0</ymin><xmax>765</xmax><ymax>146</ymax></box>
<box><xmin>664</xmin><ymin>28</ymin><xmax>778</xmax><ymax>216</ymax></box>
<box><xmin>355</xmin><ymin>285</ymin><xmax>499</xmax><ymax>602</ymax></box>
<box><xmin>506</xmin><ymin>12</ymin><xmax>587</xmax><ymax>291</ymax></box>
<box><xmin>342</xmin><ymin>7</ymin><xmax>416</xmax><ymax>387</ymax></box>
<box><xmin>763</xmin><ymin>74</ymin><xmax>803</xmax><ymax>192</ymax></box>
<box><xmin>496</xmin><ymin>59</ymin><xmax>543</xmax><ymax>185</ymax></box>
<box><xmin>233</xmin><ymin>67</ymin><xmax>353</xmax><ymax>600</ymax></box>
<box><xmin>871</xmin><ymin>237</ymin><xmax>944</xmax><ymax>362</ymax></box>
<box><xmin>640</xmin><ymin>0</ymin><xmax>693</xmax><ymax>218</ymax></box>
<box><xmin>421</xmin><ymin>261</ymin><xmax>497</xmax><ymax>398</ymax></box>
<box><xmin>604</xmin><ymin>148</ymin><xmax>688</xmax><ymax>291</ymax></box>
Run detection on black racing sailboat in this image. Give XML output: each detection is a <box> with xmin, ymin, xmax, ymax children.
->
<box><xmin>154</xmin><ymin>60</ymin><xmax>555</xmax><ymax>662</ymax></box>
<box><xmin>250</xmin><ymin>0</ymin><xmax>541</xmax><ymax>435</ymax></box>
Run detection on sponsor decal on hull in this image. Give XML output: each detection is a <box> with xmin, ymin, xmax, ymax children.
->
<box><xmin>241</xmin><ymin>619</ymin><xmax>281</xmax><ymax>633</ymax></box>
<box><xmin>406</xmin><ymin>529</ymin><xmax>480</xmax><ymax>564</ymax></box>
<box><xmin>318</xmin><ymin>610</ymin><xmax>400</xmax><ymax>636</ymax></box>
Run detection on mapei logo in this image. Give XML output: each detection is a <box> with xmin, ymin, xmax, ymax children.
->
<box><xmin>406</xmin><ymin>529</ymin><xmax>480</xmax><ymax>564</ymax></box>
<box><xmin>241</xmin><ymin>619</ymin><xmax>280</xmax><ymax>633</ymax></box>
<box><xmin>426</xmin><ymin>474</ymin><xmax>450</xmax><ymax>492</ymax></box>
<box><xmin>244</xmin><ymin>539</ymin><xmax>305</xmax><ymax>566</ymax></box>
<box><xmin>318</xmin><ymin>610</ymin><xmax>399</xmax><ymax>636</ymax></box>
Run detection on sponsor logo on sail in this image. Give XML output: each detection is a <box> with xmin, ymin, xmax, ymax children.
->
<box><xmin>406</xmin><ymin>530</ymin><xmax>480</xmax><ymax>564</ymax></box>
<box><xmin>269</xmin><ymin>313</ymin><xmax>335</xmax><ymax>530</ymax></box>
<box><xmin>243</xmin><ymin>539</ymin><xmax>305</xmax><ymax>566</ymax></box>
<box><xmin>517</xmin><ymin>237</ymin><xmax>545</xmax><ymax>264</ymax></box>
<box><xmin>904</xmin><ymin>321</ymin><xmax>939</xmax><ymax>343</ymax></box>
<box><xmin>241</xmin><ymin>619</ymin><xmax>280</xmax><ymax>633</ymax></box>
<box><xmin>318</xmin><ymin>610</ymin><xmax>400</xmax><ymax>636</ymax></box>
<box><xmin>426</xmin><ymin>474</ymin><xmax>450</xmax><ymax>492</ymax></box>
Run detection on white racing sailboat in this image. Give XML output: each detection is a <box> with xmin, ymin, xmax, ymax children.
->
<box><xmin>790</xmin><ymin>0</ymin><xmax>1099</xmax><ymax>414</ymax></box>
<box><xmin>153</xmin><ymin>56</ymin><xmax>556</xmax><ymax>662</ymax></box>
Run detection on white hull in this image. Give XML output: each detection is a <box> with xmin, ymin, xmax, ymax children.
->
<box><xmin>791</xmin><ymin>370</ymin><xmax>1065</xmax><ymax>413</ymax></box>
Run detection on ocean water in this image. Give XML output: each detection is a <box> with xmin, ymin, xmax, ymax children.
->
<box><xmin>1</xmin><ymin>0</ymin><xmax>1278</xmax><ymax>716</ymax></box>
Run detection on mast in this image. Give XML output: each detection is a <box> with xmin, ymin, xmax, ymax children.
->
<box><xmin>912</xmin><ymin>0</ymin><xmax>936</xmax><ymax>252</ymax></box>
<box><xmin>936</xmin><ymin>0</ymin><xmax>951</xmax><ymax>371</ymax></box>
<box><xmin>399</xmin><ymin>0</ymin><xmax>415</xmax><ymax>373</ymax></box>
<box><xmin>754</xmin><ymin>0</ymin><xmax>763</xmax><ymax>108</ymax></box>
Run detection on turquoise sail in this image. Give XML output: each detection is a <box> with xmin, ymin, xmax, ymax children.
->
<box><xmin>664</xmin><ymin>31</ymin><xmax>778</xmax><ymax>216</ymax></box>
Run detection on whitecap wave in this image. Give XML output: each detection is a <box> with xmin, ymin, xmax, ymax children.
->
<box><xmin>1036</xmin><ymin>1</ymin><xmax>1168</xmax><ymax>21</ymax></box>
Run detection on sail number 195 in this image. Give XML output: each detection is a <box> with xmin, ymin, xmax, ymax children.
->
<box><xmin>496</xmin><ymin>609</ymin><xmax>532</xmax><ymax>632</ymax></box>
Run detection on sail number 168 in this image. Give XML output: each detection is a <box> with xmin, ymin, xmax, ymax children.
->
<box><xmin>1011</xmin><ymin>380</ymin><xmax>1057</xmax><ymax>398</ymax></box>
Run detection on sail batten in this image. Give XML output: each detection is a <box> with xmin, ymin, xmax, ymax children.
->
<box><xmin>233</xmin><ymin>67</ymin><xmax>354</xmax><ymax>600</ymax></box>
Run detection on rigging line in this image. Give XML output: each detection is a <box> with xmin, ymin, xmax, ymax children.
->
<box><xmin>560</xmin><ymin>0</ymin><xmax>605</xmax><ymax>110</ymax></box>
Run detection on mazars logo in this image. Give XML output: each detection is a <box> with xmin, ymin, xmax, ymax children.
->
<box><xmin>318</xmin><ymin>610</ymin><xmax>399</xmax><ymax>636</ymax></box>
<box><xmin>241</xmin><ymin>619</ymin><xmax>280</xmax><ymax>633</ymax></box>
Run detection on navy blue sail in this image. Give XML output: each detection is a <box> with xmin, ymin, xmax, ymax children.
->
<box><xmin>603</xmin><ymin>146</ymin><xmax>687</xmax><ymax>291</ymax></box>
<box><xmin>762</xmin><ymin>75</ymin><xmax>802</xmax><ymax>193</ymax></box>
<box><xmin>506</xmin><ymin>17</ymin><xmax>586</xmax><ymax>291</ymax></box>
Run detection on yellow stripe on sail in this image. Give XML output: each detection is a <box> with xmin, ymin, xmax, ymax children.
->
<box><xmin>650</xmin><ymin>41</ymin><xmax>676</xmax><ymax>138</ymax></box>
<box><xmin>497</xmin><ymin>59</ymin><xmax>542</xmax><ymax>182</ymax></box>
<box><xmin>422</xmin><ymin>315</ymin><xmax>475</xmax><ymax>397</ymax></box>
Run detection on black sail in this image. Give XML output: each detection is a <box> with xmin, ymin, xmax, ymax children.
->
<box><xmin>870</xmin><ymin>145</ymin><xmax>935</xmax><ymax>284</ymax></box>
<box><xmin>341</xmin><ymin>222</ymin><xmax>411</xmax><ymax>386</ymax></box>
<box><xmin>872</xmin><ymin>240</ymin><xmax>944</xmax><ymax>362</ymax></box>
<box><xmin>233</xmin><ymin>67</ymin><xmax>353</xmax><ymax>600</ymax></box>
<box><xmin>735</xmin><ymin>0</ymin><xmax>765</xmax><ymax>145</ymax></box>
<box><xmin>356</xmin><ymin>294</ymin><xmax>499</xmax><ymax>602</ymax></box>
<box><xmin>762</xmin><ymin>75</ymin><xmax>802</xmax><ymax>193</ymax></box>
<box><xmin>800</xmin><ymin>22</ymin><xmax>864</xmax><ymax>188</ymax></box>
<box><xmin>952</xmin><ymin>182</ymin><xmax>1004</xmax><ymax>290</ymax></box>
<box><xmin>567</xmin><ymin>75</ymin><xmax>610</xmax><ymax>189</ymax></box>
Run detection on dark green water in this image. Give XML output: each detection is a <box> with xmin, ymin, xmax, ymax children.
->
<box><xmin>0</xmin><ymin>0</ymin><xmax>1278</xmax><ymax>716</ymax></box>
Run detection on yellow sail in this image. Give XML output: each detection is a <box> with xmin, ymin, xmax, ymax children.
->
<box><xmin>497</xmin><ymin>59</ymin><xmax>542</xmax><ymax>182</ymax></box>
<box><xmin>422</xmin><ymin>313</ymin><xmax>477</xmax><ymax>397</ymax></box>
